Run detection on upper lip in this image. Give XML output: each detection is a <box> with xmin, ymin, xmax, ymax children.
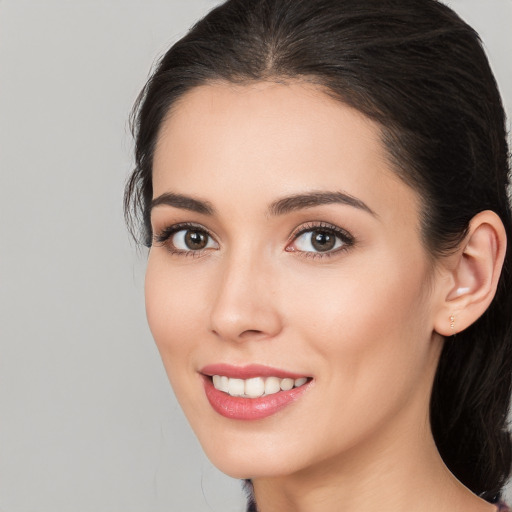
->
<box><xmin>200</xmin><ymin>363</ymin><xmax>309</xmax><ymax>380</ymax></box>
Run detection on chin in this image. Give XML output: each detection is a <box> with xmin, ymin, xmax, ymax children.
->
<box><xmin>207</xmin><ymin>455</ymin><xmax>295</xmax><ymax>480</ymax></box>
<box><xmin>197</xmin><ymin>431</ymin><xmax>315</xmax><ymax>480</ymax></box>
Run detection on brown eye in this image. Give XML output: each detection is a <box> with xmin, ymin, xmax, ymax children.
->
<box><xmin>310</xmin><ymin>230</ymin><xmax>336</xmax><ymax>252</ymax></box>
<box><xmin>184</xmin><ymin>230</ymin><xmax>208</xmax><ymax>250</ymax></box>
<box><xmin>290</xmin><ymin>224</ymin><xmax>353</xmax><ymax>255</ymax></box>
<box><xmin>169</xmin><ymin>227</ymin><xmax>218</xmax><ymax>252</ymax></box>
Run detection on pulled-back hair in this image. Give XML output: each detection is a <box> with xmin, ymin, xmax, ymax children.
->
<box><xmin>125</xmin><ymin>0</ymin><xmax>512</xmax><ymax>501</ymax></box>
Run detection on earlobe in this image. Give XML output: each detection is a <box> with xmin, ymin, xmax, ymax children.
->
<box><xmin>434</xmin><ymin>210</ymin><xmax>507</xmax><ymax>336</ymax></box>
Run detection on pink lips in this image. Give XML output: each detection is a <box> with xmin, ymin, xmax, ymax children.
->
<box><xmin>201</xmin><ymin>363</ymin><xmax>307</xmax><ymax>380</ymax></box>
<box><xmin>200</xmin><ymin>364</ymin><xmax>312</xmax><ymax>421</ymax></box>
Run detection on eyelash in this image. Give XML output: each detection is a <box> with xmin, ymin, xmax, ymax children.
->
<box><xmin>152</xmin><ymin>221</ymin><xmax>355</xmax><ymax>259</ymax></box>
<box><xmin>153</xmin><ymin>222</ymin><xmax>215</xmax><ymax>258</ymax></box>
<box><xmin>287</xmin><ymin>221</ymin><xmax>355</xmax><ymax>259</ymax></box>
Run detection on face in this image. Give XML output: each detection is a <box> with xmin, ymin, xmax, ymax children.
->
<box><xmin>146</xmin><ymin>82</ymin><xmax>445</xmax><ymax>479</ymax></box>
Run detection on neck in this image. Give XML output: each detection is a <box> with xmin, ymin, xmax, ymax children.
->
<box><xmin>251</xmin><ymin>407</ymin><xmax>494</xmax><ymax>512</ymax></box>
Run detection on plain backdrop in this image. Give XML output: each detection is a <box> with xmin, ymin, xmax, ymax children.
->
<box><xmin>0</xmin><ymin>1</ymin><xmax>511</xmax><ymax>511</ymax></box>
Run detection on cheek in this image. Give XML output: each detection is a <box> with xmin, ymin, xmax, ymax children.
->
<box><xmin>144</xmin><ymin>254</ymin><xmax>201</xmax><ymax>363</ymax></box>
<box><xmin>276</xmin><ymin>260</ymin><xmax>435</xmax><ymax>462</ymax></box>
<box><xmin>144</xmin><ymin>255</ymin><xmax>209</xmax><ymax>419</ymax></box>
<box><xmin>282</xmin><ymin>252</ymin><xmax>433</xmax><ymax>390</ymax></box>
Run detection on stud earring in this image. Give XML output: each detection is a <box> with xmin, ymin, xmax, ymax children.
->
<box><xmin>449</xmin><ymin>314</ymin><xmax>455</xmax><ymax>332</ymax></box>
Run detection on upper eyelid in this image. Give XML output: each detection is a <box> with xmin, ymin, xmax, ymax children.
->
<box><xmin>153</xmin><ymin>222</ymin><xmax>215</xmax><ymax>244</ymax></box>
<box><xmin>290</xmin><ymin>221</ymin><xmax>353</xmax><ymax>240</ymax></box>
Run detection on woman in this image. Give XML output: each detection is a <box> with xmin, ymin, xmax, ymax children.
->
<box><xmin>125</xmin><ymin>0</ymin><xmax>512</xmax><ymax>510</ymax></box>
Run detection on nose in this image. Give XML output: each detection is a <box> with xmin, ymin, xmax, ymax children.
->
<box><xmin>209</xmin><ymin>252</ymin><xmax>283</xmax><ymax>343</ymax></box>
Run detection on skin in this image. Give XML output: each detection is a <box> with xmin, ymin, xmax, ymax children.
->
<box><xmin>146</xmin><ymin>82</ymin><xmax>499</xmax><ymax>512</ymax></box>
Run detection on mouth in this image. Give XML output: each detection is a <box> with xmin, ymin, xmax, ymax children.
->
<box><xmin>210</xmin><ymin>374</ymin><xmax>310</xmax><ymax>398</ymax></box>
<box><xmin>200</xmin><ymin>364</ymin><xmax>313</xmax><ymax>420</ymax></box>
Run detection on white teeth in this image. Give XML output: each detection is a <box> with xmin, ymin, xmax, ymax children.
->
<box><xmin>264</xmin><ymin>376</ymin><xmax>281</xmax><ymax>395</ymax></box>
<box><xmin>219</xmin><ymin>375</ymin><xmax>229</xmax><ymax>393</ymax></box>
<box><xmin>245</xmin><ymin>377</ymin><xmax>265</xmax><ymax>398</ymax></box>
<box><xmin>212</xmin><ymin>375</ymin><xmax>309</xmax><ymax>398</ymax></box>
<box><xmin>280</xmin><ymin>378</ymin><xmax>294</xmax><ymax>391</ymax></box>
<box><xmin>228</xmin><ymin>378</ymin><xmax>245</xmax><ymax>397</ymax></box>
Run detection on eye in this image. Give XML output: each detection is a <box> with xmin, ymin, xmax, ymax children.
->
<box><xmin>287</xmin><ymin>223</ymin><xmax>354</xmax><ymax>255</ymax></box>
<box><xmin>153</xmin><ymin>223</ymin><xmax>219</xmax><ymax>254</ymax></box>
<box><xmin>295</xmin><ymin>230</ymin><xmax>340</xmax><ymax>252</ymax></box>
<box><xmin>173</xmin><ymin>228</ymin><xmax>216</xmax><ymax>251</ymax></box>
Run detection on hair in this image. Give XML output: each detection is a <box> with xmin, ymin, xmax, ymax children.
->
<box><xmin>125</xmin><ymin>0</ymin><xmax>512</xmax><ymax>502</ymax></box>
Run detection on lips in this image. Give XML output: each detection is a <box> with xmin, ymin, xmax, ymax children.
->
<box><xmin>201</xmin><ymin>364</ymin><xmax>312</xmax><ymax>420</ymax></box>
<box><xmin>201</xmin><ymin>363</ymin><xmax>308</xmax><ymax>380</ymax></box>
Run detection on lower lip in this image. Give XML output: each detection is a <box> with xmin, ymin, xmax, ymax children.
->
<box><xmin>203</xmin><ymin>376</ymin><xmax>312</xmax><ymax>420</ymax></box>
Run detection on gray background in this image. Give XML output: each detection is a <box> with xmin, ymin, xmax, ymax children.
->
<box><xmin>0</xmin><ymin>1</ymin><xmax>510</xmax><ymax>511</ymax></box>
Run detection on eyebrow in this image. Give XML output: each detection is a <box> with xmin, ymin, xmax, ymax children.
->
<box><xmin>150</xmin><ymin>190</ymin><xmax>376</xmax><ymax>217</ymax></box>
<box><xmin>268</xmin><ymin>191</ymin><xmax>376</xmax><ymax>217</ymax></box>
<box><xmin>150</xmin><ymin>192</ymin><xmax>214</xmax><ymax>215</ymax></box>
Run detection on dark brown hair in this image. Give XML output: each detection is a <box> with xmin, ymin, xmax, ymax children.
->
<box><xmin>125</xmin><ymin>0</ymin><xmax>512</xmax><ymax>501</ymax></box>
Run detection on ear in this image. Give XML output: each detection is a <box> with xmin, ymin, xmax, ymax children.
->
<box><xmin>433</xmin><ymin>210</ymin><xmax>507</xmax><ymax>336</ymax></box>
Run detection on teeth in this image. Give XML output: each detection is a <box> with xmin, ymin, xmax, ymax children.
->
<box><xmin>212</xmin><ymin>375</ymin><xmax>309</xmax><ymax>398</ymax></box>
<box><xmin>228</xmin><ymin>378</ymin><xmax>245</xmax><ymax>397</ymax></box>
<box><xmin>265</xmin><ymin>376</ymin><xmax>281</xmax><ymax>395</ymax></box>
<box><xmin>220</xmin><ymin>375</ymin><xmax>229</xmax><ymax>392</ymax></box>
<box><xmin>212</xmin><ymin>375</ymin><xmax>229</xmax><ymax>393</ymax></box>
<box><xmin>294</xmin><ymin>377</ymin><xmax>307</xmax><ymax>387</ymax></box>
<box><xmin>280</xmin><ymin>378</ymin><xmax>294</xmax><ymax>391</ymax></box>
<box><xmin>245</xmin><ymin>377</ymin><xmax>265</xmax><ymax>398</ymax></box>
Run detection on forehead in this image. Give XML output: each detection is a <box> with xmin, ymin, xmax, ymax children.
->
<box><xmin>152</xmin><ymin>81</ymin><xmax>420</xmax><ymax>225</ymax></box>
<box><xmin>154</xmin><ymin>81</ymin><xmax>382</xmax><ymax>174</ymax></box>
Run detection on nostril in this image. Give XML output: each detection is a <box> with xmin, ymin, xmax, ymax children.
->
<box><xmin>238</xmin><ymin>329</ymin><xmax>268</xmax><ymax>341</ymax></box>
<box><xmin>241</xmin><ymin>329</ymin><xmax>263</xmax><ymax>336</ymax></box>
